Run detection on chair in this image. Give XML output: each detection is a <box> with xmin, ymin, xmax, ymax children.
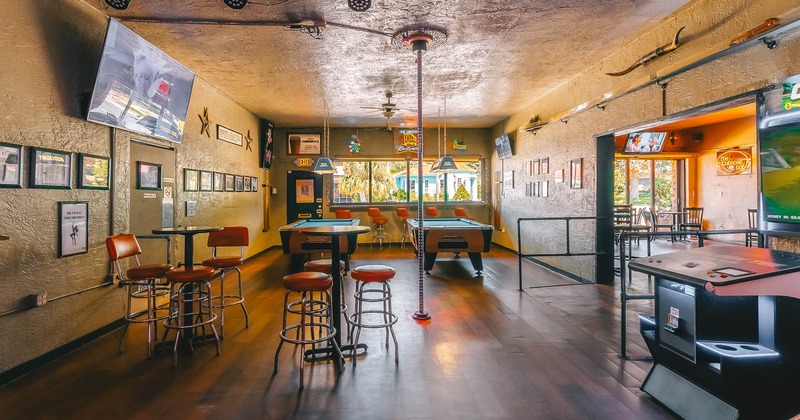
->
<box><xmin>367</xmin><ymin>207</ymin><xmax>388</xmax><ymax>248</ymax></box>
<box><xmin>679</xmin><ymin>207</ymin><xmax>704</xmax><ymax>240</ymax></box>
<box><xmin>202</xmin><ymin>226</ymin><xmax>249</xmax><ymax>337</ymax></box>
<box><xmin>348</xmin><ymin>265</ymin><xmax>398</xmax><ymax>367</ymax></box>
<box><xmin>273</xmin><ymin>271</ymin><xmax>343</xmax><ymax>390</ymax></box>
<box><xmin>162</xmin><ymin>266</ymin><xmax>220</xmax><ymax>367</ymax></box>
<box><xmin>106</xmin><ymin>234</ymin><xmax>173</xmax><ymax>358</ymax></box>
<box><xmin>746</xmin><ymin>208</ymin><xmax>759</xmax><ymax>247</ymax></box>
<box><xmin>425</xmin><ymin>206</ymin><xmax>439</xmax><ymax>218</ymax></box>
<box><xmin>334</xmin><ymin>209</ymin><xmax>352</xmax><ymax>219</ymax></box>
<box><xmin>396</xmin><ymin>207</ymin><xmax>411</xmax><ymax>247</ymax></box>
<box><xmin>454</xmin><ymin>206</ymin><xmax>471</xmax><ymax>219</ymax></box>
<box><xmin>648</xmin><ymin>207</ymin><xmax>675</xmax><ymax>242</ymax></box>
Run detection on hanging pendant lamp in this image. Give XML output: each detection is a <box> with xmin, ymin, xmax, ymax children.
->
<box><xmin>436</xmin><ymin>98</ymin><xmax>457</xmax><ymax>172</ymax></box>
<box><xmin>314</xmin><ymin>102</ymin><xmax>335</xmax><ymax>174</ymax></box>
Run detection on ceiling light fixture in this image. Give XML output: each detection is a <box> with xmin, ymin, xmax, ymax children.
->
<box><xmin>105</xmin><ymin>0</ymin><xmax>131</xmax><ymax>10</ymax></box>
<box><xmin>347</xmin><ymin>0</ymin><xmax>371</xmax><ymax>12</ymax></box>
<box><xmin>223</xmin><ymin>0</ymin><xmax>248</xmax><ymax>9</ymax></box>
<box><xmin>391</xmin><ymin>24</ymin><xmax>447</xmax><ymax>321</ymax></box>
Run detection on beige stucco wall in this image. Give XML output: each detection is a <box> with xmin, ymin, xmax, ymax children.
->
<box><xmin>0</xmin><ymin>0</ymin><xmax>277</xmax><ymax>373</ymax></box>
<box><xmin>491</xmin><ymin>0</ymin><xmax>800</xmax><ymax>282</ymax></box>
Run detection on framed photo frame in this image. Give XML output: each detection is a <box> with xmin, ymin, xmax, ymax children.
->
<box><xmin>296</xmin><ymin>179</ymin><xmax>314</xmax><ymax>203</ymax></box>
<box><xmin>30</xmin><ymin>147</ymin><xmax>71</xmax><ymax>189</ymax></box>
<box><xmin>532</xmin><ymin>159</ymin><xmax>540</xmax><ymax>175</ymax></box>
<box><xmin>136</xmin><ymin>161</ymin><xmax>161</xmax><ymax>190</ymax></box>
<box><xmin>213</xmin><ymin>172</ymin><xmax>225</xmax><ymax>192</ymax></box>
<box><xmin>200</xmin><ymin>170</ymin><xmax>213</xmax><ymax>191</ymax></box>
<box><xmin>225</xmin><ymin>173</ymin><xmax>235</xmax><ymax>191</ymax></box>
<box><xmin>77</xmin><ymin>153</ymin><xmax>110</xmax><ymax>190</ymax></box>
<box><xmin>58</xmin><ymin>201</ymin><xmax>88</xmax><ymax>258</ymax></box>
<box><xmin>184</xmin><ymin>168</ymin><xmax>199</xmax><ymax>191</ymax></box>
<box><xmin>287</xmin><ymin>133</ymin><xmax>321</xmax><ymax>155</ymax></box>
<box><xmin>570</xmin><ymin>158</ymin><xmax>583</xmax><ymax>189</ymax></box>
<box><xmin>244</xmin><ymin>176</ymin><xmax>252</xmax><ymax>192</ymax></box>
<box><xmin>235</xmin><ymin>175</ymin><xmax>244</xmax><ymax>192</ymax></box>
<box><xmin>251</xmin><ymin>176</ymin><xmax>258</xmax><ymax>192</ymax></box>
<box><xmin>260</xmin><ymin>120</ymin><xmax>274</xmax><ymax>169</ymax></box>
<box><xmin>541</xmin><ymin>157</ymin><xmax>550</xmax><ymax>174</ymax></box>
<box><xmin>541</xmin><ymin>180</ymin><xmax>549</xmax><ymax>197</ymax></box>
<box><xmin>555</xmin><ymin>168</ymin><xmax>565</xmax><ymax>183</ymax></box>
<box><xmin>503</xmin><ymin>170</ymin><xmax>514</xmax><ymax>190</ymax></box>
<box><xmin>0</xmin><ymin>141</ymin><xmax>23</xmax><ymax>188</ymax></box>
<box><xmin>217</xmin><ymin>125</ymin><xmax>243</xmax><ymax>146</ymax></box>
<box><xmin>525</xmin><ymin>182</ymin><xmax>533</xmax><ymax>197</ymax></box>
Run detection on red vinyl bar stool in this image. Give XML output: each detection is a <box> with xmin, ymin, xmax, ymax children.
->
<box><xmin>162</xmin><ymin>266</ymin><xmax>220</xmax><ymax>367</ymax></box>
<box><xmin>202</xmin><ymin>226</ymin><xmax>249</xmax><ymax>337</ymax></box>
<box><xmin>106</xmin><ymin>234</ymin><xmax>173</xmax><ymax>358</ymax></box>
<box><xmin>273</xmin><ymin>271</ymin><xmax>344</xmax><ymax>390</ymax></box>
<box><xmin>454</xmin><ymin>206</ymin><xmax>471</xmax><ymax>219</ymax></box>
<box><xmin>396</xmin><ymin>207</ymin><xmax>411</xmax><ymax>247</ymax></box>
<box><xmin>425</xmin><ymin>206</ymin><xmax>439</xmax><ymax>218</ymax></box>
<box><xmin>367</xmin><ymin>207</ymin><xmax>388</xmax><ymax>249</ymax></box>
<box><xmin>305</xmin><ymin>258</ymin><xmax>349</xmax><ymax>337</ymax></box>
<box><xmin>334</xmin><ymin>209</ymin><xmax>352</xmax><ymax>219</ymax></box>
<box><xmin>348</xmin><ymin>264</ymin><xmax>398</xmax><ymax>366</ymax></box>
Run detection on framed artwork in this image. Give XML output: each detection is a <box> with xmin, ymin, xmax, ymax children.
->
<box><xmin>184</xmin><ymin>168</ymin><xmax>199</xmax><ymax>191</ymax></box>
<box><xmin>235</xmin><ymin>175</ymin><xmax>244</xmax><ymax>192</ymax></box>
<box><xmin>288</xmin><ymin>133</ymin><xmax>321</xmax><ymax>155</ymax></box>
<box><xmin>525</xmin><ymin>160</ymin><xmax>532</xmax><ymax>176</ymax></box>
<box><xmin>0</xmin><ymin>142</ymin><xmax>23</xmax><ymax>188</ymax></box>
<box><xmin>570</xmin><ymin>158</ymin><xmax>583</xmax><ymax>189</ymax></box>
<box><xmin>136</xmin><ymin>161</ymin><xmax>161</xmax><ymax>190</ymax></box>
<box><xmin>244</xmin><ymin>176</ymin><xmax>252</xmax><ymax>192</ymax></box>
<box><xmin>217</xmin><ymin>125</ymin><xmax>243</xmax><ymax>146</ymax></box>
<box><xmin>541</xmin><ymin>180</ymin><xmax>549</xmax><ymax>197</ymax></box>
<box><xmin>296</xmin><ymin>179</ymin><xmax>314</xmax><ymax>203</ymax></box>
<box><xmin>525</xmin><ymin>182</ymin><xmax>533</xmax><ymax>197</ymax></box>
<box><xmin>58</xmin><ymin>201</ymin><xmax>88</xmax><ymax>258</ymax></box>
<box><xmin>77</xmin><ymin>153</ymin><xmax>110</xmax><ymax>190</ymax></box>
<box><xmin>200</xmin><ymin>170</ymin><xmax>213</xmax><ymax>191</ymax></box>
<box><xmin>213</xmin><ymin>172</ymin><xmax>224</xmax><ymax>192</ymax></box>
<box><xmin>533</xmin><ymin>181</ymin><xmax>539</xmax><ymax>197</ymax></box>
<box><xmin>225</xmin><ymin>173</ymin><xmax>235</xmax><ymax>191</ymax></box>
<box><xmin>503</xmin><ymin>170</ymin><xmax>514</xmax><ymax>190</ymax></box>
<box><xmin>532</xmin><ymin>159</ymin><xmax>540</xmax><ymax>175</ymax></box>
<box><xmin>251</xmin><ymin>176</ymin><xmax>258</xmax><ymax>192</ymax></box>
<box><xmin>555</xmin><ymin>169</ymin><xmax>564</xmax><ymax>183</ymax></box>
<box><xmin>260</xmin><ymin>120</ymin><xmax>274</xmax><ymax>169</ymax></box>
<box><xmin>30</xmin><ymin>147</ymin><xmax>71</xmax><ymax>189</ymax></box>
<box><xmin>541</xmin><ymin>157</ymin><xmax>549</xmax><ymax>174</ymax></box>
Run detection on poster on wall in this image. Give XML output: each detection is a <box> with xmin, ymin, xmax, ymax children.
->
<box><xmin>58</xmin><ymin>201</ymin><xmax>88</xmax><ymax>257</ymax></box>
<box><xmin>260</xmin><ymin>119</ymin><xmax>275</xmax><ymax>169</ymax></box>
<box><xmin>296</xmin><ymin>179</ymin><xmax>315</xmax><ymax>203</ymax></box>
<box><xmin>288</xmin><ymin>134</ymin><xmax>321</xmax><ymax>155</ymax></box>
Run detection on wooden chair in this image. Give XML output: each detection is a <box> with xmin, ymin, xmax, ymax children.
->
<box><xmin>679</xmin><ymin>207</ymin><xmax>704</xmax><ymax>240</ymax></box>
<box><xmin>746</xmin><ymin>208</ymin><xmax>759</xmax><ymax>247</ymax></box>
<box><xmin>649</xmin><ymin>207</ymin><xmax>675</xmax><ymax>242</ymax></box>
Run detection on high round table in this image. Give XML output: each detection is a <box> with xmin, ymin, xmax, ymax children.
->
<box><xmin>300</xmin><ymin>225</ymin><xmax>371</xmax><ymax>361</ymax></box>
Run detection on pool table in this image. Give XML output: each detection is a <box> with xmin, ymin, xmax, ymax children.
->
<box><xmin>279</xmin><ymin>218</ymin><xmax>361</xmax><ymax>272</ymax></box>
<box><xmin>407</xmin><ymin>218</ymin><xmax>494</xmax><ymax>274</ymax></box>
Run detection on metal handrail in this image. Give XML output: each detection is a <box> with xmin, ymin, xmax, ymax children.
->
<box><xmin>618</xmin><ymin>228</ymin><xmax>760</xmax><ymax>359</ymax></box>
<box><xmin>517</xmin><ymin>216</ymin><xmax>606</xmax><ymax>291</ymax></box>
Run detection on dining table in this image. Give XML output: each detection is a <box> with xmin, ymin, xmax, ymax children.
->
<box><xmin>299</xmin><ymin>224</ymin><xmax>371</xmax><ymax>362</ymax></box>
<box><xmin>658</xmin><ymin>210</ymin><xmax>689</xmax><ymax>238</ymax></box>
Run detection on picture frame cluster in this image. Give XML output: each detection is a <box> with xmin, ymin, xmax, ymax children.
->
<box><xmin>183</xmin><ymin>168</ymin><xmax>258</xmax><ymax>193</ymax></box>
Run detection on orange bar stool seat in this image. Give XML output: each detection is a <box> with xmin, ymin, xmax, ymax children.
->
<box><xmin>334</xmin><ymin>209</ymin><xmax>352</xmax><ymax>219</ymax></box>
<box><xmin>367</xmin><ymin>207</ymin><xmax>389</xmax><ymax>249</ymax></box>
<box><xmin>202</xmin><ymin>226</ymin><xmax>249</xmax><ymax>337</ymax></box>
<box><xmin>348</xmin><ymin>264</ymin><xmax>399</xmax><ymax>366</ymax></box>
<box><xmin>162</xmin><ymin>266</ymin><xmax>220</xmax><ymax>367</ymax></box>
<box><xmin>425</xmin><ymin>206</ymin><xmax>439</xmax><ymax>218</ymax></box>
<box><xmin>454</xmin><ymin>206</ymin><xmax>471</xmax><ymax>219</ymax></box>
<box><xmin>396</xmin><ymin>207</ymin><xmax>411</xmax><ymax>247</ymax></box>
<box><xmin>106</xmin><ymin>233</ymin><xmax>173</xmax><ymax>359</ymax></box>
<box><xmin>273</xmin><ymin>271</ymin><xmax>343</xmax><ymax>390</ymax></box>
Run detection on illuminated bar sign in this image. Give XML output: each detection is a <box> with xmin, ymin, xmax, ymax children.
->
<box><xmin>293</xmin><ymin>157</ymin><xmax>315</xmax><ymax>168</ymax></box>
<box><xmin>715</xmin><ymin>148</ymin><xmax>752</xmax><ymax>175</ymax></box>
<box><xmin>394</xmin><ymin>129</ymin><xmax>418</xmax><ymax>154</ymax></box>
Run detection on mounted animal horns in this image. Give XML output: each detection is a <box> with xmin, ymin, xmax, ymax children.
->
<box><xmin>606</xmin><ymin>26</ymin><xmax>685</xmax><ymax>77</ymax></box>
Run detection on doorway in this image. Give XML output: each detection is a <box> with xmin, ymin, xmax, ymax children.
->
<box><xmin>130</xmin><ymin>140</ymin><xmax>176</xmax><ymax>265</ymax></box>
<box><xmin>615</xmin><ymin>158</ymin><xmax>683</xmax><ymax>213</ymax></box>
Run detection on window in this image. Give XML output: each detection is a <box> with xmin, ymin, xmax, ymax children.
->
<box><xmin>331</xmin><ymin>158</ymin><xmax>484</xmax><ymax>204</ymax></box>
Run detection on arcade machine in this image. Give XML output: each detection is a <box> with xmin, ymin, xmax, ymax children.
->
<box><xmin>629</xmin><ymin>246</ymin><xmax>800</xmax><ymax>419</ymax></box>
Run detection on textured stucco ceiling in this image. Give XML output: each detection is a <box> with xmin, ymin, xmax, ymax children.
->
<box><xmin>85</xmin><ymin>0</ymin><xmax>692</xmax><ymax>129</ymax></box>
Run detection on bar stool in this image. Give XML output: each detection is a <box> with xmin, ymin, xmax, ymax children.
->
<box><xmin>106</xmin><ymin>233</ymin><xmax>173</xmax><ymax>358</ymax></box>
<box><xmin>454</xmin><ymin>206</ymin><xmax>470</xmax><ymax>219</ymax></box>
<box><xmin>162</xmin><ymin>266</ymin><xmax>220</xmax><ymax>367</ymax></box>
<box><xmin>425</xmin><ymin>206</ymin><xmax>438</xmax><ymax>218</ymax></box>
<box><xmin>304</xmin><ymin>259</ymin><xmax>348</xmax><ymax>317</ymax></box>
<box><xmin>273</xmin><ymin>271</ymin><xmax>343</xmax><ymax>390</ymax></box>
<box><xmin>367</xmin><ymin>207</ymin><xmax>388</xmax><ymax>248</ymax></box>
<box><xmin>396</xmin><ymin>207</ymin><xmax>411</xmax><ymax>247</ymax></box>
<box><xmin>334</xmin><ymin>209</ymin><xmax>352</xmax><ymax>219</ymax></box>
<box><xmin>202</xmin><ymin>226</ymin><xmax>249</xmax><ymax>337</ymax></box>
<box><xmin>348</xmin><ymin>264</ymin><xmax>398</xmax><ymax>366</ymax></box>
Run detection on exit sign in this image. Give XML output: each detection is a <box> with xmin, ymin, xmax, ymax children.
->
<box><xmin>294</xmin><ymin>157</ymin><xmax>315</xmax><ymax>168</ymax></box>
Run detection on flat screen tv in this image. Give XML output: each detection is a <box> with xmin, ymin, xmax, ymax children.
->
<box><xmin>758</xmin><ymin>109</ymin><xmax>800</xmax><ymax>233</ymax></box>
<box><xmin>495</xmin><ymin>133</ymin><xmax>512</xmax><ymax>160</ymax></box>
<box><xmin>87</xmin><ymin>19</ymin><xmax>195</xmax><ymax>143</ymax></box>
<box><xmin>622</xmin><ymin>132</ymin><xmax>667</xmax><ymax>154</ymax></box>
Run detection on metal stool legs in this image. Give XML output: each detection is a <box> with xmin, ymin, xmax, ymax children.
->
<box><xmin>214</xmin><ymin>266</ymin><xmax>249</xmax><ymax>337</ymax></box>
<box><xmin>162</xmin><ymin>279</ymin><xmax>220</xmax><ymax>367</ymax></box>
<box><xmin>348</xmin><ymin>280</ymin><xmax>399</xmax><ymax>366</ymax></box>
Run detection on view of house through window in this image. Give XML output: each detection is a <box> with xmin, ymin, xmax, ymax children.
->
<box><xmin>332</xmin><ymin>159</ymin><xmax>483</xmax><ymax>204</ymax></box>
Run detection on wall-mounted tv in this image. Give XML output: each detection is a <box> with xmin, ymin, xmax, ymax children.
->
<box><xmin>495</xmin><ymin>133</ymin><xmax>513</xmax><ymax>160</ymax></box>
<box><xmin>87</xmin><ymin>19</ymin><xmax>195</xmax><ymax>143</ymax></box>
<box><xmin>758</xmin><ymin>109</ymin><xmax>800</xmax><ymax>233</ymax></box>
<box><xmin>622</xmin><ymin>132</ymin><xmax>667</xmax><ymax>154</ymax></box>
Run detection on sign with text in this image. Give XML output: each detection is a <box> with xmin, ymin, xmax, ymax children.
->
<box><xmin>293</xmin><ymin>157</ymin><xmax>315</xmax><ymax>168</ymax></box>
<box><xmin>716</xmin><ymin>149</ymin><xmax>752</xmax><ymax>175</ymax></box>
<box><xmin>288</xmin><ymin>134</ymin><xmax>321</xmax><ymax>155</ymax></box>
<box><xmin>394</xmin><ymin>129</ymin><xmax>419</xmax><ymax>154</ymax></box>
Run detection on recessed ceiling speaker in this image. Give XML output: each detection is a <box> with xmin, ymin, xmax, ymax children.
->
<box><xmin>105</xmin><ymin>0</ymin><xmax>131</xmax><ymax>10</ymax></box>
<box><xmin>224</xmin><ymin>0</ymin><xmax>248</xmax><ymax>9</ymax></box>
<box><xmin>348</xmin><ymin>0</ymin><xmax>371</xmax><ymax>12</ymax></box>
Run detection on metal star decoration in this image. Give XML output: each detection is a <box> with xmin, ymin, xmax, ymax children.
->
<box><xmin>245</xmin><ymin>130</ymin><xmax>254</xmax><ymax>151</ymax></box>
<box><xmin>198</xmin><ymin>107</ymin><xmax>211</xmax><ymax>137</ymax></box>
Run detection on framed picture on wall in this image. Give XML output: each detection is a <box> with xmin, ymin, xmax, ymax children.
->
<box><xmin>77</xmin><ymin>153</ymin><xmax>110</xmax><ymax>190</ymax></box>
<box><xmin>251</xmin><ymin>176</ymin><xmax>258</xmax><ymax>192</ymax></box>
<box><xmin>200</xmin><ymin>170</ymin><xmax>213</xmax><ymax>191</ymax></box>
<box><xmin>555</xmin><ymin>168</ymin><xmax>564</xmax><ymax>183</ymax></box>
<box><xmin>570</xmin><ymin>158</ymin><xmax>582</xmax><ymax>189</ymax></box>
<box><xmin>541</xmin><ymin>157</ymin><xmax>549</xmax><ymax>174</ymax></box>
<box><xmin>184</xmin><ymin>168</ymin><xmax>199</xmax><ymax>191</ymax></box>
<box><xmin>30</xmin><ymin>147</ymin><xmax>71</xmax><ymax>189</ymax></box>
<box><xmin>136</xmin><ymin>161</ymin><xmax>161</xmax><ymax>190</ymax></box>
<box><xmin>541</xmin><ymin>180</ymin><xmax>549</xmax><ymax>197</ymax></box>
<box><xmin>213</xmin><ymin>172</ymin><xmax>224</xmax><ymax>192</ymax></box>
<box><xmin>225</xmin><ymin>173</ymin><xmax>235</xmax><ymax>191</ymax></box>
<box><xmin>260</xmin><ymin>119</ymin><xmax>274</xmax><ymax>169</ymax></box>
<box><xmin>532</xmin><ymin>159</ymin><xmax>540</xmax><ymax>175</ymax></box>
<box><xmin>244</xmin><ymin>176</ymin><xmax>252</xmax><ymax>192</ymax></box>
<box><xmin>296</xmin><ymin>179</ymin><xmax>315</xmax><ymax>203</ymax></box>
<box><xmin>287</xmin><ymin>134</ymin><xmax>321</xmax><ymax>155</ymax></box>
<box><xmin>58</xmin><ymin>201</ymin><xmax>88</xmax><ymax>258</ymax></box>
<box><xmin>0</xmin><ymin>142</ymin><xmax>23</xmax><ymax>188</ymax></box>
<box><xmin>235</xmin><ymin>175</ymin><xmax>244</xmax><ymax>192</ymax></box>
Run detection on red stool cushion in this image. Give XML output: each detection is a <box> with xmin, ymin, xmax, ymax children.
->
<box><xmin>284</xmin><ymin>272</ymin><xmax>332</xmax><ymax>292</ymax></box>
<box><xmin>351</xmin><ymin>265</ymin><xmax>396</xmax><ymax>283</ymax></box>
<box><xmin>127</xmin><ymin>263</ymin><xmax>173</xmax><ymax>280</ymax></box>
<box><xmin>165</xmin><ymin>266</ymin><xmax>215</xmax><ymax>283</ymax></box>
<box><xmin>373</xmin><ymin>217</ymin><xmax>388</xmax><ymax>225</ymax></box>
<box><xmin>202</xmin><ymin>256</ymin><xmax>243</xmax><ymax>269</ymax></box>
<box><xmin>304</xmin><ymin>259</ymin><xmax>345</xmax><ymax>274</ymax></box>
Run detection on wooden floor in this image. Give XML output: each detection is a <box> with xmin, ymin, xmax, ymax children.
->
<box><xmin>0</xmin><ymin>242</ymin><xmax>681</xmax><ymax>419</ymax></box>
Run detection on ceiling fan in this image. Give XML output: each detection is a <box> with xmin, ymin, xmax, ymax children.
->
<box><xmin>360</xmin><ymin>91</ymin><xmax>405</xmax><ymax>120</ymax></box>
